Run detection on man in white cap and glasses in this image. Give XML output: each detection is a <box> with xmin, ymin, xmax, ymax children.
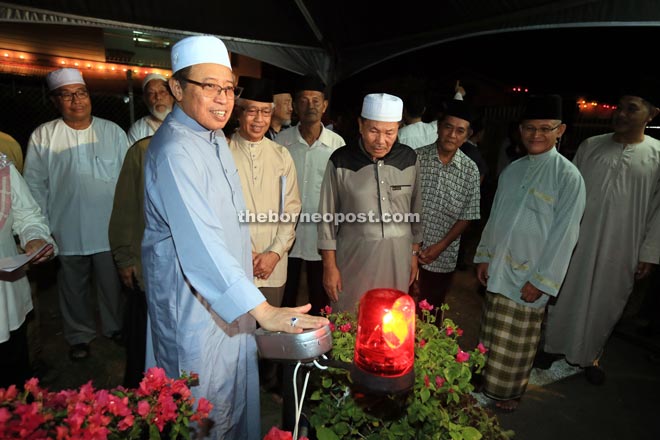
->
<box><xmin>142</xmin><ymin>35</ymin><xmax>328</xmax><ymax>439</ymax></box>
<box><xmin>23</xmin><ymin>68</ymin><xmax>129</xmax><ymax>362</ymax></box>
<box><xmin>318</xmin><ymin>92</ymin><xmax>423</xmax><ymax>313</ymax></box>
<box><xmin>127</xmin><ymin>73</ymin><xmax>175</xmax><ymax>144</ymax></box>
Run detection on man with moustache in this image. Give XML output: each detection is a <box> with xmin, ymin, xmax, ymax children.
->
<box><xmin>141</xmin><ymin>36</ymin><xmax>327</xmax><ymax>439</ymax></box>
<box><xmin>414</xmin><ymin>99</ymin><xmax>481</xmax><ymax>308</ymax></box>
<box><xmin>543</xmin><ymin>89</ymin><xmax>660</xmax><ymax>385</ymax></box>
<box><xmin>23</xmin><ymin>68</ymin><xmax>128</xmax><ymax>362</ymax></box>
<box><xmin>127</xmin><ymin>73</ymin><xmax>175</xmax><ymax>144</ymax></box>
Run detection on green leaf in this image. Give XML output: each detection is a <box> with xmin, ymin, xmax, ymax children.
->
<box><xmin>461</xmin><ymin>426</ymin><xmax>483</xmax><ymax>440</ymax></box>
<box><xmin>316</xmin><ymin>426</ymin><xmax>341</xmax><ymax>440</ymax></box>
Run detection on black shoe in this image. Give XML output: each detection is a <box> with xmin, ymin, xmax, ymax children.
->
<box><xmin>470</xmin><ymin>372</ymin><xmax>484</xmax><ymax>393</ymax></box>
<box><xmin>584</xmin><ymin>366</ymin><xmax>605</xmax><ymax>385</ymax></box>
<box><xmin>533</xmin><ymin>350</ymin><xmax>562</xmax><ymax>370</ymax></box>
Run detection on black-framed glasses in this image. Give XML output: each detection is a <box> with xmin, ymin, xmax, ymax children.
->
<box><xmin>240</xmin><ymin>106</ymin><xmax>273</xmax><ymax>117</ymax></box>
<box><xmin>181</xmin><ymin>77</ymin><xmax>243</xmax><ymax>99</ymax></box>
<box><xmin>521</xmin><ymin>123</ymin><xmax>561</xmax><ymax>135</ymax></box>
<box><xmin>53</xmin><ymin>90</ymin><xmax>90</xmax><ymax>101</ymax></box>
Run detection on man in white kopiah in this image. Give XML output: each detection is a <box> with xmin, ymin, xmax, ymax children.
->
<box><xmin>141</xmin><ymin>35</ymin><xmax>328</xmax><ymax>439</ymax></box>
<box><xmin>127</xmin><ymin>73</ymin><xmax>175</xmax><ymax>144</ymax></box>
<box><xmin>23</xmin><ymin>67</ymin><xmax>128</xmax><ymax>362</ymax></box>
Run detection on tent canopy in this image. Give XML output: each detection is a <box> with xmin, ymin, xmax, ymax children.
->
<box><xmin>2</xmin><ymin>0</ymin><xmax>660</xmax><ymax>85</ymax></box>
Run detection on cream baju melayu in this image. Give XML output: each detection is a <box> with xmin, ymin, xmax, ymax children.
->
<box><xmin>545</xmin><ymin>133</ymin><xmax>660</xmax><ymax>367</ymax></box>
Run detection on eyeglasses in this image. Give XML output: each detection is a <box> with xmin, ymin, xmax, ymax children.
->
<box><xmin>521</xmin><ymin>123</ymin><xmax>561</xmax><ymax>135</ymax></box>
<box><xmin>240</xmin><ymin>106</ymin><xmax>273</xmax><ymax>117</ymax></box>
<box><xmin>53</xmin><ymin>90</ymin><xmax>90</xmax><ymax>101</ymax></box>
<box><xmin>181</xmin><ymin>77</ymin><xmax>243</xmax><ymax>99</ymax></box>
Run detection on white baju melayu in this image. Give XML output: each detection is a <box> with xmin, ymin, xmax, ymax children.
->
<box><xmin>143</xmin><ymin>106</ymin><xmax>265</xmax><ymax>440</ymax></box>
<box><xmin>275</xmin><ymin>124</ymin><xmax>345</xmax><ymax>261</ymax></box>
<box><xmin>23</xmin><ymin>117</ymin><xmax>128</xmax><ymax>345</ymax></box>
<box><xmin>0</xmin><ymin>161</ymin><xmax>57</xmax><ymax>344</ymax></box>
<box><xmin>127</xmin><ymin>115</ymin><xmax>161</xmax><ymax>145</ymax></box>
<box><xmin>545</xmin><ymin>133</ymin><xmax>660</xmax><ymax>366</ymax></box>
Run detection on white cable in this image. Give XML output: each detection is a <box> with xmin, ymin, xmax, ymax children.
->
<box><xmin>291</xmin><ymin>356</ymin><xmax>328</xmax><ymax>439</ymax></box>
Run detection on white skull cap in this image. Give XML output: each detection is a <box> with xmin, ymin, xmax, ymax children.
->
<box><xmin>361</xmin><ymin>93</ymin><xmax>403</xmax><ymax>122</ymax></box>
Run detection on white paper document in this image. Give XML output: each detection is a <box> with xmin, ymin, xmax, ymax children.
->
<box><xmin>0</xmin><ymin>243</ymin><xmax>50</xmax><ymax>272</ymax></box>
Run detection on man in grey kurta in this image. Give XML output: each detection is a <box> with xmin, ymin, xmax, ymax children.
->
<box><xmin>142</xmin><ymin>36</ymin><xmax>328</xmax><ymax>440</ymax></box>
<box><xmin>318</xmin><ymin>93</ymin><xmax>422</xmax><ymax>313</ymax></box>
<box><xmin>544</xmin><ymin>91</ymin><xmax>660</xmax><ymax>384</ymax></box>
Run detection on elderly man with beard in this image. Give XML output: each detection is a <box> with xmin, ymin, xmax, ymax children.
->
<box><xmin>318</xmin><ymin>93</ymin><xmax>422</xmax><ymax>313</ymax></box>
<box><xmin>127</xmin><ymin>73</ymin><xmax>175</xmax><ymax>144</ymax></box>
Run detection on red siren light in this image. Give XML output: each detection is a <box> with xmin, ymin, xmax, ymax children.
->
<box><xmin>352</xmin><ymin>288</ymin><xmax>415</xmax><ymax>393</ymax></box>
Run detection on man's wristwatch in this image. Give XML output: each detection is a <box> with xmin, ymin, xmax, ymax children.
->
<box><xmin>412</xmin><ymin>249</ymin><xmax>420</xmax><ymax>256</ymax></box>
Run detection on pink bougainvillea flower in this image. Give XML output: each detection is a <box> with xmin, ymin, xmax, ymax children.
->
<box><xmin>456</xmin><ymin>328</ymin><xmax>464</xmax><ymax>337</ymax></box>
<box><xmin>424</xmin><ymin>375</ymin><xmax>430</xmax><ymax>388</ymax></box>
<box><xmin>418</xmin><ymin>299</ymin><xmax>434</xmax><ymax>311</ymax></box>
<box><xmin>477</xmin><ymin>342</ymin><xmax>488</xmax><ymax>354</ymax></box>
<box><xmin>456</xmin><ymin>349</ymin><xmax>470</xmax><ymax>363</ymax></box>
<box><xmin>329</xmin><ymin>322</ymin><xmax>336</xmax><ymax>331</ymax></box>
<box><xmin>445</xmin><ymin>326</ymin><xmax>454</xmax><ymax>336</ymax></box>
<box><xmin>419</xmin><ymin>339</ymin><xmax>426</xmax><ymax>348</ymax></box>
<box><xmin>339</xmin><ymin>322</ymin><xmax>352</xmax><ymax>332</ymax></box>
<box><xmin>194</xmin><ymin>398</ymin><xmax>213</xmax><ymax>420</ymax></box>
<box><xmin>322</xmin><ymin>305</ymin><xmax>332</xmax><ymax>315</ymax></box>
<box><xmin>435</xmin><ymin>376</ymin><xmax>446</xmax><ymax>388</ymax></box>
<box><xmin>137</xmin><ymin>399</ymin><xmax>151</xmax><ymax>417</ymax></box>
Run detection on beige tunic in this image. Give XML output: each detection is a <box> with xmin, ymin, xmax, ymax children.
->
<box><xmin>230</xmin><ymin>133</ymin><xmax>301</xmax><ymax>288</ymax></box>
<box><xmin>545</xmin><ymin>133</ymin><xmax>660</xmax><ymax>366</ymax></box>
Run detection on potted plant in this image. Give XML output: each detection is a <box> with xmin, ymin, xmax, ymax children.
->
<box><xmin>307</xmin><ymin>301</ymin><xmax>513</xmax><ymax>440</ymax></box>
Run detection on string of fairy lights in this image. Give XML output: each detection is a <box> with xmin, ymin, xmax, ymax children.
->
<box><xmin>0</xmin><ymin>48</ymin><xmax>171</xmax><ymax>80</ymax></box>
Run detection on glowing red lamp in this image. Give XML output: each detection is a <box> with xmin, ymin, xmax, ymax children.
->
<box><xmin>352</xmin><ymin>288</ymin><xmax>415</xmax><ymax>394</ymax></box>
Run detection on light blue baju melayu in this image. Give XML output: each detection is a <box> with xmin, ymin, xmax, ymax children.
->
<box><xmin>142</xmin><ymin>106</ymin><xmax>265</xmax><ymax>440</ymax></box>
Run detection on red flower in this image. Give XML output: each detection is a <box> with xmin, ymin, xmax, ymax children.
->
<box><xmin>477</xmin><ymin>342</ymin><xmax>488</xmax><ymax>354</ymax></box>
<box><xmin>456</xmin><ymin>328</ymin><xmax>464</xmax><ymax>337</ymax></box>
<box><xmin>192</xmin><ymin>397</ymin><xmax>213</xmax><ymax>422</ymax></box>
<box><xmin>446</xmin><ymin>326</ymin><xmax>454</xmax><ymax>336</ymax></box>
<box><xmin>419</xmin><ymin>339</ymin><xmax>426</xmax><ymax>347</ymax></box>
<box><xmin>456</xmin><ymin>349</ymin><xmax>470</xmax><ymax>363</ymax></box>
<box><xmin>329</xmin><ymin>323</ymin><xmax>336</xmax><ymax>331</ymax></box>
<box><xmin>0</xmin><ymin>367</ymin><xmax>211</xmax><ymax>439</ymax></box>
<box><xmin>322</xmin><ymin>305</ymin><xmax>333</xmax><ymax>315</ymax></box>
<box><xmin>418</xmin><ymin>299</ymin><xmax>434</xmax><ymax>311</ymax></box>
<box><xmin>264</xmin><ymin>426</ymin><xmax>293</xmax><ymax>440</ymax></box>
<box><xmin>339</xmin><ymin>322</ymin><xmax>352</xmax><ymax>332</ymax></box>
<box><xmin>424</xmin><ymin>375</ymin><xmax>430</xmax><ymax>388</ymax></box>
<box><xmin>435</xmin><ymin>376</ymin><xmax>445</xmax><ymax>388</ymax></box>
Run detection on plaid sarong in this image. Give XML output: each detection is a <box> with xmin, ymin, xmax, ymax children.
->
<box><xmin>479</xmin><ymin>292</ymin><xmax>545</xmax><ymax>400</ymax></box>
